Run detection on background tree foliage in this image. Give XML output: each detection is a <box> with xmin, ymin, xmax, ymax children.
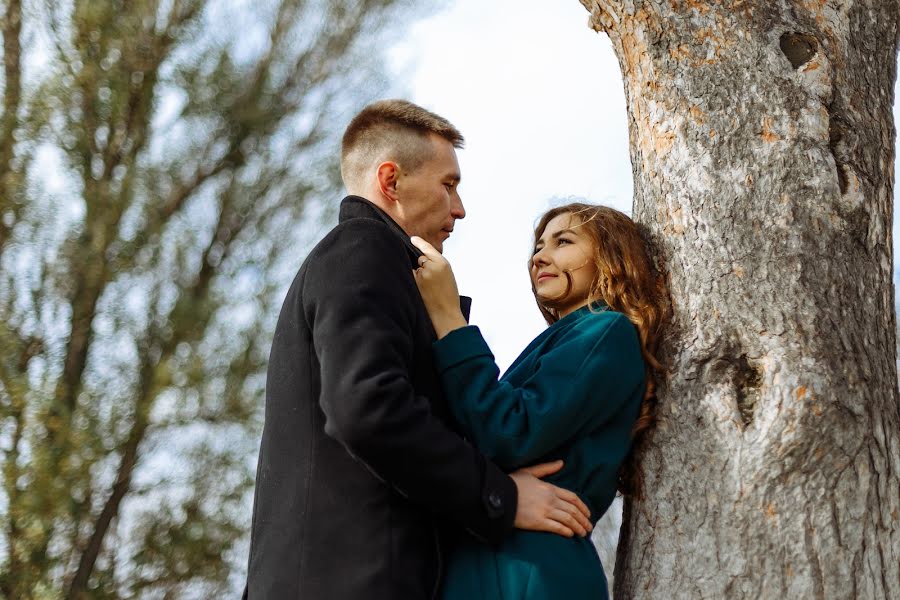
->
<box><xmin>0</xmin><ymin>0</ymin><xmax>428</xmax><ymax>597</ymax></box>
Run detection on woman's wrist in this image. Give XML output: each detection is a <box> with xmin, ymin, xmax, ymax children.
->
<box><xmin>431</xmin><ymin>310</ymin><xmax>468</xmax><ymax>339</ymax></box>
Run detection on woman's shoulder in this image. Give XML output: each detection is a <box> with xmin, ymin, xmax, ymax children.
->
<box><xmin>575</xmin><ymin>307</ymin><xmax>632</xmax><ymax>334</ymax></box>
<box><xmin>573</xmin><ymin>308</ymin><xmax>641</xmax><ymax>354</ymax></box>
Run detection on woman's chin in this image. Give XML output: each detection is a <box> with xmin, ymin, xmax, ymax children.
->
<box><xmin>535</xmin><ymin>283</ymin><xmax>562</xmax><ymax>297</ymax></box>
<box><xmin>535</xmin><ymin>291</ymin><xmax>564</xmax><ymax>306</ymax></box>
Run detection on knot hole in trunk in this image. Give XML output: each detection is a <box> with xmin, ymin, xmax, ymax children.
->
<box><xmin>732</xmin><ymin>354</ymin><xmax>762</xmax><ymax>428</ymax></box>
<box><xmin>702</xmin><ymin>347</ymin><xmax>764</xmax><ymax>429</ymax></box>
<box><xmin>780</xmin><ymin>32</ymin><xmax>819</xmax><ymax>69</ymax></box>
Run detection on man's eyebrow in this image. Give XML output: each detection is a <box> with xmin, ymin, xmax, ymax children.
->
<box><xmin>445</xmin><ymin>173</ymin><xmax>461</xmax><ymax>182</ymax></box>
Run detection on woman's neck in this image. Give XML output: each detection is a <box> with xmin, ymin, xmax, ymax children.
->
<box><xmin>557</xmin><ymin>299</ymin><xmax>594</xmax><ymax>320</ymax></box>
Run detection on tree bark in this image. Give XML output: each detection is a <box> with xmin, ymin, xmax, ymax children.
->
<box><xmin>579</xmin><ymin>1</ymin><xmax>900</xmax><ymax>597</ymax></box>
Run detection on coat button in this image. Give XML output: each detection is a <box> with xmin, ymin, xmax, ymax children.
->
<box><xmin>488</xmin><ymin>492</ymin><xmax>503</xmax><ymax>510</ymax></box>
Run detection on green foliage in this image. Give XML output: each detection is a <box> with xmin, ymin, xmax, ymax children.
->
<box><xmin>0</xmin><ymin>0</ymin><xmax>429</xmax><ymax>597</ymax></box>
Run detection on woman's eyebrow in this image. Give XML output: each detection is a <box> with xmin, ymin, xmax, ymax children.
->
<box><xmin>534</xmin><ymin>228</ymin><xmax>579</xmax><ymax>251</ymax></box>
<box><xmin>536</xmin><ymin>228</ymin><xmax>577</xmax><ymax>243</ymax></box>
<box><xmin>551</xmin><ymin>228</ymin><xmax>578</xmax><ymax>239</ymax></box>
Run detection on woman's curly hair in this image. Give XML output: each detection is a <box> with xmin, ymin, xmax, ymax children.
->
<box><xmin>531</xmin><ymin>202</ymin><xmax>669</xmax><ymax>497</ymax></box>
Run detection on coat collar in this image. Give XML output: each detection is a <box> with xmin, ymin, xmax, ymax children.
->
<box><xmin>339</xmin><ymin>195</ymin><xmax>422</xmax><ymax>265</ymax></box>
<box><xmin>338</xmin><ymin>195</ymin><xmax>472</xmax><ymax>320</ymax></box>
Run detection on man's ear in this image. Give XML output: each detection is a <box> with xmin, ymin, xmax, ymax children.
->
<box><xmin>376</xmin><ymin>161</ymin><xmax>401</xmax><ymax>202</ymax></box>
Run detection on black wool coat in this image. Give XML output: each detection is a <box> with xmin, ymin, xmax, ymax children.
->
<box><xmin>244</xmin><ymin>196</ymin><xmax>518</xmax><ymax>599</ymax></box>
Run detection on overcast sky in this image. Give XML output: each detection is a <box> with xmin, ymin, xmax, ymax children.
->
<box><xmin>389</xmin><ymin>0</ymin><xmax>900</xmax><ymax>371</ymax></box>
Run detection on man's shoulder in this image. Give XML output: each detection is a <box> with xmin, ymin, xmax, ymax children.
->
<box><xmin>298</xmin><ymin>217</ymin><xmax>417</xmax><ymax>306</ymax></box>
<box><xmin>306</xmin><ymin>216</ymin><xmax>408</xmax><ymax>267</ymax></box>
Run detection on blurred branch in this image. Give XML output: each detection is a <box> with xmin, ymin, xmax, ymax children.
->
<box><xmin>0</xmin><ymin>312</ymin><xmax>46</xmax><ymax>596</ymax></box>
<box><xmin>35</xmin><ymin>4</ymin><xmax>208</xmax><ymax>585</ymax></box>
<box><xmin>53</xmin><ymin>0</ymin><xmax>198</xmax><ymax>432</ymax></box>
<box><xmin>67</xmin><ymin>173</ymin><xmax>259</xmax><ymax>595</ymax></box>
<box><xmin>0</xmin><ymin>0</ymin><xmax>21</xmax><ymax>163</ymax></box>
<box><xmin>0</xmin><ymin>0</ymin><xmax>23</xmax><ymax>251</ymax></box>
<box><xmin>0</xmin><ymin>332</ymin><xmax>27</xmax><ymax>600</ymax></box>
<box><xmin>165</xmin><ymin>0</ymin><xmax>205</xmax><ymax>38</ymax></box>
<box><xmin>40</xmin><ymin>1</ymin><xmax>78</xmax><ymax>79</ymax></box>
<box><xmin>65</xmin><ymin>336</ymin><xmax>159</xmax><ymax>600</ymax></box>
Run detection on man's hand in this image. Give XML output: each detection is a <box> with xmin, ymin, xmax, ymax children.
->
<box><xmin>511</xmin><ymin>460</ymin><xmax>592</xmax><ymax>538</ymax></box>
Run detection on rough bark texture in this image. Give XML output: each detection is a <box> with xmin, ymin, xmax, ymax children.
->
<box><xmin>579</xmin><ymin>1</ymin><xmax>900</xmax><ymax>598</ymax></box>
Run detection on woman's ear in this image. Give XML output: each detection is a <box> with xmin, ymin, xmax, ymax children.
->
<box><xmin>376</xmin><ymin>161</ymin><xmax>401</xmax><ymax>202</ymax></box>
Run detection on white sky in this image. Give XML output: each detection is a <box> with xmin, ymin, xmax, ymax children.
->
<box><xmin>390</xmin><ymin>0</ymin><xmax>900</xmax><ymax>371</ymax></box>
<box><xmin>390</xmin><ymin>0</ymin><xmax>633</xmax><ymax>369</ymax></box>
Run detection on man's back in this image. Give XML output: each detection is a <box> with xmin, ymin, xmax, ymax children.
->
<box><xmin>245</xmin><ymin>197</ymin><xmax>516</xmax><ymax>599</ymax></box>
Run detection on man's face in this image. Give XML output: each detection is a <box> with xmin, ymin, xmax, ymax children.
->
<box><xmin>394</xmin><ymin>134</ymin><xmax>465</xmax><ymax>253</ymax></box>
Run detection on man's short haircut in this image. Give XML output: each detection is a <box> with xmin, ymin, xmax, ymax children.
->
<box><xmin>340</xmin><ymin>99</ymin><xmax>464</xmax><ymax>189</ymax></box>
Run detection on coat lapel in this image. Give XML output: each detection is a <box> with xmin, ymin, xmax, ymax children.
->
<box><xmin>338</xmin><ymin>196</ymin><xmax>472</xmax><ymax>322</ymax></box>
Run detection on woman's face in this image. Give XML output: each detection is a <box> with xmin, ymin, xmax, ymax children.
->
<box><xmin>531</xmin><ymin>213</ymin><xmax>599</xmax><ymax>316</ymax></box>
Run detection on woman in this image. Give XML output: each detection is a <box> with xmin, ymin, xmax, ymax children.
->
<box><xmin>411</xmin><ymin>202</ymin><xmax>667</xmax><ymax>600</ymax></box>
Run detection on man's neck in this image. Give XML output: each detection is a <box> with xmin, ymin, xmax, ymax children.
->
<box><xmin>348</xmin><ymin>190</ymin><xmax>396</xmax><ymax>220</ymax></box>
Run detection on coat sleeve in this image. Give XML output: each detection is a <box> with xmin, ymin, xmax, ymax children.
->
<box><xmin>302</xmin><ymin>218</ymin><xmax>516</xmax><ymax>543</ymax></box>
<box><xmin>432</xmin><ymin>312</ymin><xmax>645</xmax><ymax>471</ymax></box>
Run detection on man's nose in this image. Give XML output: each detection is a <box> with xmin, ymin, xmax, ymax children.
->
<box><xmin>451</xmin><ymin>193</ymin><xmax>466</xmax><ymax>220</ymax></box>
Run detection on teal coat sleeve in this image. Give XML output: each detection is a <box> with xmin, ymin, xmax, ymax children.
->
<box><xmin>432</xmin><ymin>312</ymin><xmax>644</xmax><ymax>470</ymax></box>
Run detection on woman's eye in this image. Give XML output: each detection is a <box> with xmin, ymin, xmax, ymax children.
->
<box><xmin>558</xmin><ymin>238</ymin><xmax>572</xmax><ymax>245</ymax></box>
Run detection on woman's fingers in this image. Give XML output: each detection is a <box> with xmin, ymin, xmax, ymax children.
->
<box><xmin>409</xmin><ymin>235</ymin><xmax>431</xmax><ymax>252</ymax></box>
<box><xmin>410</xmin><ymin>236</ymin><xmax>444</xmax><ymax>261</ymax></box>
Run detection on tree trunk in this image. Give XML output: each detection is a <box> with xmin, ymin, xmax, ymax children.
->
<box><xmin>579</xmin><ymin>1</ymin><xmax>900</xmax><ymax>597</ymax></box>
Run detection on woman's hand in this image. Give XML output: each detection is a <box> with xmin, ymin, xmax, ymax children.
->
<box><xmin>411</xmin><ymin>236</ymin><xmax>468</xmax><ymax>339</ymax></box>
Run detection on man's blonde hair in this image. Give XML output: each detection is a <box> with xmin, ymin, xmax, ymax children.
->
<box><xmin>340</xmin><ymin>99</ymin><xmax>464</xmax><ymax>189</ymax></box>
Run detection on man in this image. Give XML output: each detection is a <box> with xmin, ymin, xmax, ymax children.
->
<box><xmin>244</xmin><ymin>100</ymin><xmax>591</xmax><ymax>599</ymax></box>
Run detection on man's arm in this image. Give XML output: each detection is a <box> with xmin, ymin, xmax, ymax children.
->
<box><xmin>304</xmin><ymin>219</ymin><xmax>515</xmax><ymax>542</ymax></box>
<box><xmin>304</xmin><ymin>219</ymin><xmax>589</xmax><ymax>541</ymax></box>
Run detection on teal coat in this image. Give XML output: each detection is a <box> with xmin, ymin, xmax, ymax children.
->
<box><xmin>433</xmin><ymin>305</ymin><xmax>646</xmax><ymax>600</ymax></box>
